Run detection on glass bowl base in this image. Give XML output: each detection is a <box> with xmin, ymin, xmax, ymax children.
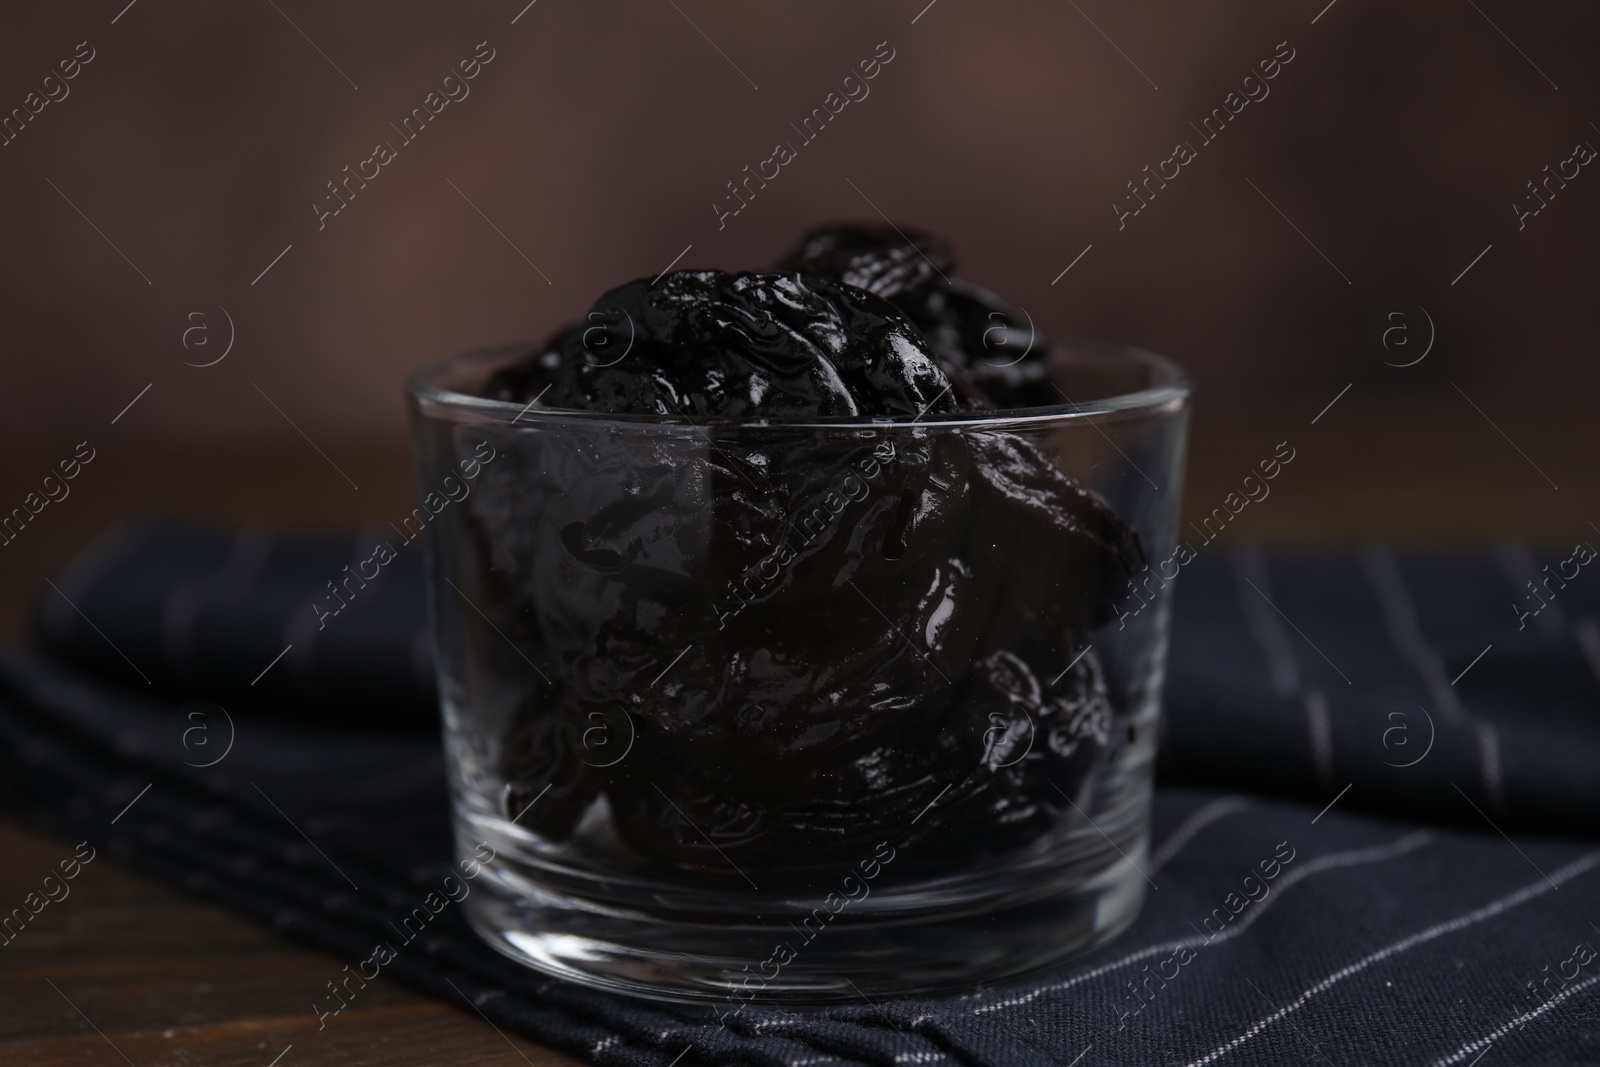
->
<box><xmin>457</xmin><ymin>819</ymin><xmax>1148</xmax><ymax>1006</ymax></box>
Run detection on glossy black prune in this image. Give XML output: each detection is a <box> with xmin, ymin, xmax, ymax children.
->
<box><xmin>605</xmin><ymin>641</ymin><xmax>1113</xmax><ymax>870</ymax></box>
<box><xmin>927</xmin><ymin>646</ymin><xmax>1114</xmax><ymax>857</ymax></box>
<box><xmin>475</xmin><ymin>224</ymin><xmax>1142</xmax><ymax>878</ymax></box>
<box><xmin>901</xmin><ymin>281</ymin><xmax>1059</xmax><ymax>410</ymax></box>
<box><xmin>778</xmin><ymin>224</ymin><xmax>1059</xmax><ymax>409</ymax></box>
<box><xmin>486</xmin><ymin>270</ymin><xmax>954</xmax><ymax>420</ymax></box>
<box><xmin>777</xmin><ymin>222</ymin><xmax>955</xmax><ymax>301</ymax></box>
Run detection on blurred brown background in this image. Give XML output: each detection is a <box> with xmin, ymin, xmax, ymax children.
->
<box><xmin>1</xmin><ymin>0</ymin><xmax>1597</xmax><ymax>595</ymax></box>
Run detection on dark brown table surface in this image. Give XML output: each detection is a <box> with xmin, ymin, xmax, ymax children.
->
<box><xmin>0</xmin><ymin>424</ymin><xmax>1592</xmax><ymax>1066</ymax></box>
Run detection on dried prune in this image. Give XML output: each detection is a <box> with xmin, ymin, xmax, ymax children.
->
<box><xmin>777</xmin><ymin>222</ymin><xmax>954</xmax><ymax>301</ymax></box>
<box><xmin>486</xmin><ymin>270</ymin><xmax>954</xmax><ymax>420</ymax></box>
<box><xmin>476</xmin><ymin>224</ymin><xmax>1141</xmax><ymax>878</ymax></box>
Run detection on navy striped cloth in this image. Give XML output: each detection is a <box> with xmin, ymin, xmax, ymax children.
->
<box><xmin>3</xmin><ymin>523</ymin><xmax>1598</xmax><ymax>1066</ymax></box>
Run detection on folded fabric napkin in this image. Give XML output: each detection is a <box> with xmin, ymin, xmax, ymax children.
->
<box><xmin>33</xmin><ymin>521</ymin><xmax>436</xmax><ymax>726</ymax></box>
<box><xmin>4</xmin><ymin>522</ymin><xmax>1597</xmax><ymax>1066</ymax></box>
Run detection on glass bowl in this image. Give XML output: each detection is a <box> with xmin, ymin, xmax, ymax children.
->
<box><xmin>406</xmin><ymin>339</ymin><xmax>1189</xmax><ymax>1006</ymax></box>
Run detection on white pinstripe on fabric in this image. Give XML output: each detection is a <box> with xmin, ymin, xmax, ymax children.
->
<box><xmin>1430</xmin><ymin>969</ymin><xmax>1600</xmax><ymax>1067</ymax></box>
<box><xmin>1232</xmin><ymin>550</ymin><xmax>1336</xmax><ymax>787</ymax></box>
<box><xmin>1234</xmin><ymin>550</ymin><xmax>1302</xmax><ymax>697</ymax></box>
<box><xmin>1184</xmin><ymin>848</ymin><xmax>1600</xmax><ymax>1067</ymax></box>
<box><xmin>1150</xmin><ymin>795</ymin><xmax>1253</xmax><ymax>873</ymax></box>
<box><xmin>1362</xmin><ymin>548</ymin><xmax>1505</xmax><ymax>812</ymax></box>
<box><xmin>1495</xmin><ymin>544</ymin><xmax>1567</xmax><ymax>638</ymax></box>
<box><xmin>970</xmin><ymin>831</ymin><xmax>1433</xmax><ymax>1017</ymax></box>
<box><xmin>1572</xmin><ymin>618</ymin><xmax>1600</xmax><ymax>690</ymax></box>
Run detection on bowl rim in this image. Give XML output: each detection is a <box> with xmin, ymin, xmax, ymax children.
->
<box><xmin>406</xmin><ymin>338</ymin><xmax>1191</xmax><ymax>431</ymax></box>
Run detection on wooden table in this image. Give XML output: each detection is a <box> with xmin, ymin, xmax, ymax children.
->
<box><xmin>0</xmin><ymin>428</ymin><xmax>1590</xmax><ymax>1066</ymax></box>
<box><xmin>0</xmin><ymin>819</ymin><xmax>581</xmax><ymax>1067</ymax></box>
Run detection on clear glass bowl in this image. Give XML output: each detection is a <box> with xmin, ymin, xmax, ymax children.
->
<box><xmin>406</xmin><ymin>341</ymin><xmax>1189</xmax><ymax>1006</ymax></box>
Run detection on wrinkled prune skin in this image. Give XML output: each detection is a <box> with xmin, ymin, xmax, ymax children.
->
<box><xmin>777</xmin><ymin>222</ymin><xmax>955</xmax><ymax>302</ymax></box>
<box><xmin>486</xmin><ymin>270</ymin><xmax>952</xmax><ymax>420</ymax></box>
<box><xmin>778</xmin><ymin>223</ymin><xmax>1057</xmax><ymax>409</ymax></box>
<box><xmin>476</xmin><ymin>225</ymin><xmax>1142</xmax><ymax>880</ymax></box>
